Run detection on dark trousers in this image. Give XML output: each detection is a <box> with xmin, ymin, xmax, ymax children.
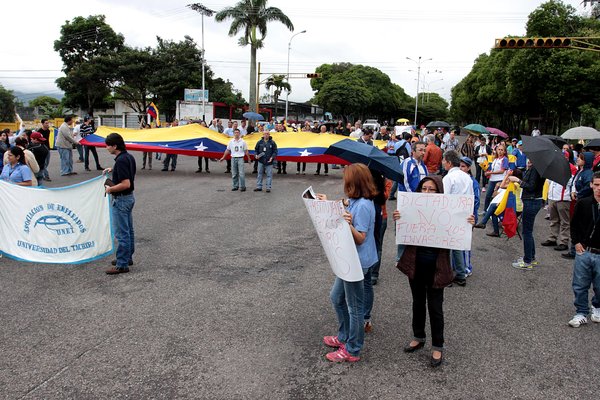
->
<box><xmin>277</xmin><ymin>161</ymin><xmax>287</xmax><ymax>173</ymax></box>
<box><xmin>296</xmin><ymin>162</ymin><xmax>306</xmax><ymax>173</ymax></box>
<box><xmin>408</xmin><ymin>255</ymin><xmax>445</xmax><ymax>349</ymax></box>
<box><xmin>226</xmin><ymin>159</ymin><xmax>231</xmax><ymax>172</ymax></box>
<box><xmin>316</xmin><ymin>163</ymin><xmax>328</xmax><ymax>174</ymax></box>
<box><xmin>197</xmin><ymin>157</ymin><xmax>209</xmax><ymax>171</ymax></box>
<box><xmin>371</xmin><ymin>204</ymin><xmax>383</xmax><ymax>279</ymax></box>
<box><xmin>84</xmin><ymin>146</ymin><xmax>101</xmax><ymax>169</ymax></box>
<box><xmin>163</xmin><ymin>154</ymin><xmax>178</xmax><ymax>170</ymax></box>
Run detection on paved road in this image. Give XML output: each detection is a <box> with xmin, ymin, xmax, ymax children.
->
<box><xmin>1</xmin><ymin>149</ymin><xmax>598</xmax><ymax>399</ymax></box>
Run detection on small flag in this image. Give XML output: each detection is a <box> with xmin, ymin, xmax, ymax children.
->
<box><xmin>495</xmin><ymin>182</ymin><xmax>518</xmax><ymax>238</ymax></box>
<box><xmin>147</xmin><ymin>102</ymin><xmax>160</xmax><ymax>127</ymax></box>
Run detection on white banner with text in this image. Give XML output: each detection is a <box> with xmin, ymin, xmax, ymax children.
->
<box><xmin>0</xmin><ymin>176</ymin><xmax>113</xmax><ymax>264</ymax></box>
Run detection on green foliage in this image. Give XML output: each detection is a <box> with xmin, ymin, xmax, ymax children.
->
<box><xmin>451</xmin><ymin>0</ymin><xmax>600</xmax><ymax>134</ymax></box>
<box><xmin>312</xmin><ymin>63</ymin><xmax>413</xmax><ymax>121</ymax></box>
<box><xmin>418</xmin><ymin>93</ymin><xmax>449</xmax><ymax>123</ymax></box>
<box><xmin>29</xmin><ymin>96</ymin><xmax>64</xmax><ymax>119</ymax></box>
<box><xmin>29</xmin><ymin>96</ymin><xmax>61</xmax><ymax>107</ymax></box>
<box><xmin>526</xmin><ymin>0</ymin><xmax>580</xmax><ymax>36</ymax></box>
<box><xmin>112</xmin><ymin>46</ymin><xmax>157</xmax><ymax>115</ymax></box>
<box><xmin>215</xmin><ymin>0</ymin><xmax>294</xmax><ymax>111</ymax></box>
<box><xmin>265</xmin><ymin>74</ymin><xmax>290</xmax><ymax>118</ymax></box>
<box><xmin>54</xmin><ymin>15</ymin><xmax>124</xmax><ymax>116</ymax></box>
<box><xmin>0</xmin><ymin>85</ymin><xmax>16</xmax><ymax>122</ymax></box>
<box><xmin>209</xmin><ymin>78</ymin><xmax>246</xmax><ymax>106</ymax></box>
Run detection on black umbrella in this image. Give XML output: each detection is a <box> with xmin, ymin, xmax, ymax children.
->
<box><xmin>426</xmin><ymin>121</ymin><xmax>450</xmax><ymax>129</ymax></box>
<box><xmin>584</xmin><ymin>138</ymin><xmax>600</xmax><ymax>150</ymax></box>
<box><xmin>324</xmin><ymin>139</ymin><xmax>403</xmax><ymax>182</ymax></box>
<box><xmin>520</xmin><ymin>136</ymin><xmax>571</xmax><ymax>186</ymax></box>
<box><xmin>540</xmin><ymin>135</ymin><xmax>567</xmax><ymax>148</ymax></box>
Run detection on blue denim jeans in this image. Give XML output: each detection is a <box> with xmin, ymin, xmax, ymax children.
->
<box><xmin>112</xmin><ymin>194</ymin><xmax>135</xmax><ymax>269</ymax></box>
<box><xmin>522</xmin><ymin>199</ymin><xmax>542</xmax><ymax>263</ymax></box>
<box><xmin>58</xmin><ymin>147</ymin><xmax>73</xmax><ymax>175</ymax></box>
<box><xmin>451</xmin><ymin>250</ymin><xmax>466</xmax><ymax>280</ymax></box>
<box><xmin>256</xmin><ymin>163</ymin><xmax>272</xmax><ymax>189</ymax></box>
<box><xmin>231</xmin><ymin>157</ymin><xmax>246</xmax><ymax>189</ymax></box>
<box><xmin>572</xmin><ymin>251</ymin><xmax>600</xmax><ymax>315</ymax></box>
<box><xmin>330</xmin><ymin>277</ymin><xmax>364</xmax><ymax>356</ymax></box>
<box><xmin>484</xmin><ymin>180</ymin><xmax>499</xmax><ymax>210</ymax></box>
<box><xmin>480</xmin><ymin>203</ymin><xmax>500</xmax><ymax>233</ymax></box>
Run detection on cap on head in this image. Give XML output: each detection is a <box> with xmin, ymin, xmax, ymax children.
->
<box><xmin>460</xmin><ymin>156</ymin><xmax>473</xmax><ymax>167</ymax></box>
<box><xmin>30</xmin><ymin>132</ymin><xmax>46</xmax><ymax>142</ymax></box>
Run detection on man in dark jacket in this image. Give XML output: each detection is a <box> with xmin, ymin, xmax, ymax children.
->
<box><xmin>567</xmin><ymin>172</ymin><xmax>600</xmax><ymax>327</ymax></box>
<box><xmin>253</xmin><ymin>131</ymin><xmax>277</xmax><ymax>193</ymax></box>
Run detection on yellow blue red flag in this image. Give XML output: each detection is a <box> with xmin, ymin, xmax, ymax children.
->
<box><xmin>147</xmin><ymin>102</ymin><xmax>160</xmax><ymax>127</ymax></box>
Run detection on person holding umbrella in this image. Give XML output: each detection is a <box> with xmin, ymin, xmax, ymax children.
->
<box><xmin>508</xmin><ymin>159</ymin><xmax>545</xmax><ymax>269</ymax></box>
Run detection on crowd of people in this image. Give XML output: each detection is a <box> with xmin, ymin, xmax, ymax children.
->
<box><xmin>2</xmin><ymin>117</ymin><xmax>598</xmax><ymax>362</ymax></box>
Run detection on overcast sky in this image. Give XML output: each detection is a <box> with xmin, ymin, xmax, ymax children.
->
<box><xmin>0</xmin><ymin>0</ymin><xmax>590</xmax><ymax>105</ymax></box>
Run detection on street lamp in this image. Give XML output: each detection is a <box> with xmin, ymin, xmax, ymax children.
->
<box><xmin>188</xmin><ymin>3</ymin><xmax>215</xmax><ymax>122</ymax></box>
<box><xmin>285</xmin><ymin>30</ymin><xmax>306</xmax><ymax>123</ymax></box>
<box><xmin>406</xmin><ymin>56</ymin><xmax>432</xmax><ymax>126</ymax></box>
<box><xmin>422</xmin><ymin>78</ymin><xmax>443</xmax><ymax>104</ymax></box>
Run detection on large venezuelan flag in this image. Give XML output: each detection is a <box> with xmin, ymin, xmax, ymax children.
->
<box><xmin>81</xmin><ymin>124</ymin><xmax>386</xmax><ymax>164</ymax></box>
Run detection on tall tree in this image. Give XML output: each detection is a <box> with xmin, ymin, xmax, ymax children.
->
<box><xmin>112</xmin><ymin>46</ymin><xmax>156</xmax><ymax>117</ymax></box>
<box><xmin>311</xmin><ymin>63</ymin><xmax>412</xmax><ymax>122</ymax></box>
<box><xmin>149</xmin><ymin>36</ymin><xmax>204</xmax><ymax>121</ymax></box>
<box><xmin>54</xmin><ymin>15</ymin><xmax>124</xmax><ymax>116</ymax></box>
<box><xmin>215</xmin><ymin>0</ymin><xmax>294</xmax><ymax>112</ymax></box>
<box><xmin>265</xmin><ymin>74</ymin><xmax>291</xmax><ymax>119</ymax></box>
<box><xmin>0</xmin><ymin>85</ymin><xmax>16</xmax><ymax>122</ymax></box>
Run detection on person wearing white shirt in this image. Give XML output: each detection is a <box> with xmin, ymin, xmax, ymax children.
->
<box><xmin>442</xmin><ymin>150</ymin><xmax>474</xmax><ymax>286</ymax></box>
<box><xmin>531</xmin><ymin>127</ymin><xmax>541</xmax><ymax>137</ymax></box>
<box><xmin>541</xmin><ymin>179</ymin><xmax>573</xmax><ymax>251</ymax></box>
<box><xmin>219</xmin><ymin>128</ymin><xmax>250</xmax><ymax>191</ymax></box>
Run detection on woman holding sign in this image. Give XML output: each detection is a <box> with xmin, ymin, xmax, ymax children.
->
<box><xmin>317</xmin><ymin>163</ymin><xmax>378</xmax><ymax>363</ymax></box>
<box><xmin>394</xmin><ymin>175</ymin><xmax>475</xmax><ymax>367</ymax></box>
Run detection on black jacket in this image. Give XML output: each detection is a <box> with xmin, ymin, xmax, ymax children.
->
<box><xmin>571</xmin><ymin>195</ymin><xmax>600</xmax><ymax>248</ymax></box>
<box><xmin>520</xmin><ymin>167</ymin><xmax>545</xmax><ymax>199</ymax></box>
<box><xmin>254</xmin><ymin>137</ymin><xmax>277</xmax><ymax>165</ymax></box>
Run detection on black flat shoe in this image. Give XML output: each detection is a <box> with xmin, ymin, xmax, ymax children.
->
<box><xmin>430</xmin><ymin>352</ymin><xmax>443</xmax><ymax>367</ymax></box>
<box><xmin>403</xmin><ymin>341</ymin><xmax>425</xmax><ymax>353</ymax></box>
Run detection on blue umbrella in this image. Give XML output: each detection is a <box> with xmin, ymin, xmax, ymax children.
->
<box><xmin>324</xmin><ymin>139</ymin><xmax>403</xmax><ymax>182</ymax></box>
<box><xmin>242</xmin><ymin>111</ymin><xmax>265</xmax><ymax>121</ymax></box>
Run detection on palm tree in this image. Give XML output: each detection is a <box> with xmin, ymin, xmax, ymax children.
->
<box><xmin>215</xmin><ymin>0</ymin><xmax>294</xmax><ymax>112</ymax></box>
<box><xmin>265</xmin><ymin>74</ymin><xmax>291</xmax><ymax>120</ymax></box>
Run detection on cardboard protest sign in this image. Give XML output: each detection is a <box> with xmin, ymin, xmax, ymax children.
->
<box><xmin>395</xmin><ymin>192</ymin><xmax>474</xmax><ymax>250</ymax></box>
<box><xmin>302</xmin><ymin>187</ymin><xmax>363</xmax><ymax>282</ymax></box>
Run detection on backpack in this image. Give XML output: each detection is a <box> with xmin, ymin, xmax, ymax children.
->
<box><xmin>395</xmin><ymin>139</ymin><xmax>410</xmax><ymax>160</ymax></box>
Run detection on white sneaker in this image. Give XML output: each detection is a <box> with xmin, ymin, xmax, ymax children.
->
<box><xmin>591</xmin><ymin>306</ymin><xmax>600</xmax><ymax>323</ymax></box>
<box><xmin>568</xmin><ymin>314</ymin><xmax>588</xmax><ymax>327</ymax></box>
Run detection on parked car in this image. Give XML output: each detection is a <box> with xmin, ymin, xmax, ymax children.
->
<box><xmin>363</xmin><ymin>119</ymin><xmax>380</xmax><ymax>133</ymax></box>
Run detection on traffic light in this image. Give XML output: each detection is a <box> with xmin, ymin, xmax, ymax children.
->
<box><xmin>494</xmin><ymin>37</ymin><xmax>572</xmax><ymax>49</ymax></box>
<box><xmin>306</xmin><ymin>73</ymin><xmax>322</xmax><ymax>78</ymax></box>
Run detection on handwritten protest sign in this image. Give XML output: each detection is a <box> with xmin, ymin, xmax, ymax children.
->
<box><xmin>302</xmin><ymin>187</ymin><xmax>363</xmax><ymax>282</ymax></box>
<box><xmin>395</xmin><ymin>192</ymin><xmax>474</xmax><ymax>250</ymax></box>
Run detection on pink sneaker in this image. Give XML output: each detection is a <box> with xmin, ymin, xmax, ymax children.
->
<box><xmin>323</xmin><ymin>336</ymin><xmax>343</xmax><ymax>348</ymax></box>
<box><xmin>325</xmin><ymin>346</ymin><xmax>360</xmax><ymax>363</ymax></box>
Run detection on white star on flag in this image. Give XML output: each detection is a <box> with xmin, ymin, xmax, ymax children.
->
<box><xmin>299</xmin><ymin>149</ymin><xmax>312</xmax><ymax>157</ymax></box>
<box><xmin>195</xmin><ymin>141</ymin><xmax>208</xmax><ymax>152</ymax></box>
